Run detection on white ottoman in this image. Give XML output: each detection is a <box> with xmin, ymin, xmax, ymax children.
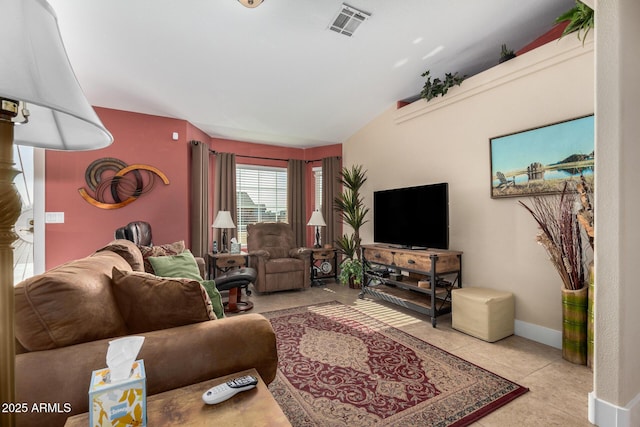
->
<box><xmin>452</xmin><ymin>287</ymin><xmax>514</xmax><ymax>342</ymax></box>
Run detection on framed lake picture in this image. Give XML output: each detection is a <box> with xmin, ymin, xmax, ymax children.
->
<box><xmin>490</xmin><ymin>115</ymin><xmax>594</xmax><ymax>198</ymax></box>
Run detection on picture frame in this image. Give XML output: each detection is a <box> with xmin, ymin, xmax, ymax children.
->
<box><xmin>489</xmin><ymin>115</ymin><xmax>594</xmax><ymax>199</ymax></box>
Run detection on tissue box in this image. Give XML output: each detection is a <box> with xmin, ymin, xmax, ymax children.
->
<box><xmin>89</xmin><ymin>360</ymin><xmax>147</xmax><ymax>427</ymax></box>
<box><xmin>230</xmin><ymin>242</ymin><xmax>241</xmax><ymax>254</ymax></box>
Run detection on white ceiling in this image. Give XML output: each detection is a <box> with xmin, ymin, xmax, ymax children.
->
<box><xmin>48</xmin><ymin>0</ymin><xmax>575</xmax><ymax>148</ymax></box>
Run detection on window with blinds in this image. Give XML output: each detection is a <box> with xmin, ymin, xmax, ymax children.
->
<box><xmin>313</xmin><ymin>167</ymin><xmax>323</xmax><ymax>211</ymax></box>
<box><xmin>236</xmin><ymin>165</ymin><xmax>288</xmax><ymax>245</ymax></box>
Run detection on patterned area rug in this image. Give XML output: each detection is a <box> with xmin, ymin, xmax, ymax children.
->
<box><xmin>263</xmin><ymin>301</ymin><xmax>528</xmax><ymax>427</ymax></box>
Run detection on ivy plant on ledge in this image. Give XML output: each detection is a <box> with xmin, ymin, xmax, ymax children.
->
<box><xmin>420</xmin><ymin>70</ymin><xmax>466</xmax><ymax>102</ymax></box>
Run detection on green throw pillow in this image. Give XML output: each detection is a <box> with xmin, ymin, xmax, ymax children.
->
<box><xmin>148</xmin><ymin>250</ymin><xmax>225</xmax><ymax>319</ymax></box>
<box><xmin>201</xmin><ymin>280</ymin><xmax>225</xmax><ymax>319</ymax></box>
<box><xmin>148</xmin><ymin>250</ymin><xmax>202</xmax><ymax>281</ymax></box>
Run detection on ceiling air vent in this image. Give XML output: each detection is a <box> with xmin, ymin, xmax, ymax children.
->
<box><xmin>329</xmin><ymin>4</ymin><xmax>371</xmax><ymax>37</ymax></box>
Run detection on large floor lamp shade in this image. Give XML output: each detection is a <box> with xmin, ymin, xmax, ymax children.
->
<box><xmin>0</xmin><ymin>1</ymin><xmax>113</xmax><ymax>425</ymax></box>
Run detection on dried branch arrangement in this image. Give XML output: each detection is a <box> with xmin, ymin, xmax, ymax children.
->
<box><xmin>520</xmin><ymin>181</ymin><xmax>592</xmax><ymax>290</ymax></box>
<box><xmin>576</xmin><ymin>175</ymin><xmax>594</xmax><ymax>249</ymax></box>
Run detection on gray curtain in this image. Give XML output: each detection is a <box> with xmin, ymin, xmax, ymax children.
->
<box><xmin>190</xmin><ymin>140</ymin><xmax>209</xmax><ymax>258</ymax></box>
<box><xmin>287</xmin><ymin>159</ymin><xmax>306</xmax><ymax>247</ymax></box>
<box><xmin>214</xmin><ymin>152</ymin><xmax>237</xmax><ymax>246</ymax></box>
<box><xmin>322</xmin><ymin>156</ymin><xmax>342</xmax><ymax>248</ymax></box>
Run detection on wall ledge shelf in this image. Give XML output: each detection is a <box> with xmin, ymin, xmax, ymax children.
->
<box><xmin>394</xmin><ymin>35</ymin><xmax>593</xmax><ymax>125</ymax></box>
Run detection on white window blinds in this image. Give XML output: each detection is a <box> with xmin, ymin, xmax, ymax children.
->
<box><xmin>313</xmin><ymin>167</ymin><xmax>323</xmax><ymax>211</ymax></box>
<box><xmin>236</xmin><ymin>165</ymin><xmax>288</xmax><ymax>245</ymax></box>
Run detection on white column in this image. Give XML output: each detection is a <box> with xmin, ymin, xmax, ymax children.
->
<box><xmin>590</xmin><ymin>0</ymin><xmax>640</xmax><ymax>425</ymax></box>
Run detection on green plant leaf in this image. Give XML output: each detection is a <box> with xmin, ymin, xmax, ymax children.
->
<box><xmin>556</xmin><ymin>0</ymin><xmax>594</xmax><ymax>43</ymax></box>
<box><xmin>420</xmin><ymin>70</ymin><xmax>465</xmax><ymax>102</ymax></box>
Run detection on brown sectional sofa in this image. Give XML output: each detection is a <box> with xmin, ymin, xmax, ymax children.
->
<box><xmin>13</xmin><ymin>240</ymin><xmax>278</xmax><ymax>427</ymax></box>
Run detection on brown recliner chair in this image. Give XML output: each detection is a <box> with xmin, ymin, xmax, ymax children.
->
<box><xmin>247</xmin><ymin>222</ymin><xmax>311</xmax><ymax>293</ymax></box>
<box><xmin>114</xmin><ymin>221</ymin><xmax>207</xmax><ymax>278</ymax></box>
<box><xmin>115</xmin><ymin>220</ymin><xmax>153</xmax><ymax>246</ymax></box>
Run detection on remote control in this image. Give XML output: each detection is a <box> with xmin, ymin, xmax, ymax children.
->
<box><xmin>202</xmin><ymin>375</ymin><xmax>258</xmax><ymax>404</ymax></box>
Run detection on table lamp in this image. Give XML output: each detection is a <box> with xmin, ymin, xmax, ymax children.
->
<box><xmin>307</xmin><ymin>210</ymin><xmax>326</xmax><ymax>248</ymax></box>
<box><xmin>212</xmin><ymin>211</ymin><xmax>236</xmax><ymax>253</ymax></box>
<box><xmin>0</xmin><ymin>1</ymin><xmax>113</xmax><ymax>425</ymax></box>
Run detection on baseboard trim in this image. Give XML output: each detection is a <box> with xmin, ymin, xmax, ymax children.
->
<box><xmin>589</xmin><ymin>391</ymin><xmax>640</xmax><ymax>426</ymax></box>
<box><xmin>514</xmin><ymin>319</ymin><xmax>562</xmax><ymax>349</ymax></box>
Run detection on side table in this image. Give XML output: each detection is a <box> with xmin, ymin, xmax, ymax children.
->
<box><xmin>64</xmin><ymin>368</ymin><xmax>291</xmax><ymax>427</ymax></box>
<box><xmin>310</xmin><ymin>247</ymin><xmax>338</xmax><ymax>286</ymax></box>
<box><xmin>207</xmin><ymin>251</ymin><xmax>249</xmax><ymax>279</ymax></box>
<box><xmin>207</xmin><ymin>252</ymin><xmax>253</xmax><ymax>313</ymax></box>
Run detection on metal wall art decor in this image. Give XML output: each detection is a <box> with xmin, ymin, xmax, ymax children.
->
<box><xmin>78</xmin><ymin>157</ymin><xmax>170</xmax><ymax>209</ymax></box>
<box><xmin>489</xmin><ymin>115</ymin><xmax>594</xmax><ymax>199</ymax></box>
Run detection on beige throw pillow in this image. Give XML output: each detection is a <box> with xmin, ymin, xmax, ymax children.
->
<box><xmin>14</xmin><ymin>251</ymin><xmax>130</xmax><ymax>351</ymax></box>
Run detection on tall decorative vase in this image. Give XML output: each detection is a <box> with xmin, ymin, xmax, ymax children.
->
<box><xmin>562</xmin><ymin>286</ymin><xmax>588</xmax><ymax>365</ymax></box>
<box><xmin>587</xmin><ymin>262</ymin><xmax>595</xmax><ymax>369</ymax></box>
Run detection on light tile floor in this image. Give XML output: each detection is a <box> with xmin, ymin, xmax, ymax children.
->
<box><xmin>229</xmin><ymin>281</ymin><xmax>594</xmax><ymax>427</ymax></box>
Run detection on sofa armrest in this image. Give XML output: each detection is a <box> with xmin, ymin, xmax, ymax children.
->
<box><xmin>289</xmin><ymin>247</ymin><xmax>312</xmax><ymax>259</ymax></box>
<box><xmin>248</xmin><ymin>249</ymin><xmax>271</xmax><ymax>260</ymax></box>
<box><xmin>195</xmin><ymin>256</ymin><xmax>206</xmax><ymax>278</ymax></box>
<box><xmin>15</xmin><ymin>314</ymin><xmax>277</xmax><ymax>427</ymax></box>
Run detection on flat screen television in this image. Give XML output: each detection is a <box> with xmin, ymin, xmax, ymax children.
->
<box><xmin>373</xmin><ymin>183</ymin><xmax>449</xmax><ymax>250</ymax></box>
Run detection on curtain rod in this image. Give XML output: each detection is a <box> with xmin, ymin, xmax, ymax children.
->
<box><xmin>208</xmin><ymin>149</ymin><xmax>340</xmax><ymax>164</ymax></box>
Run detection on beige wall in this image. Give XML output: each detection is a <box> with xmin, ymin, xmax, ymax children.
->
<box><xmin>344</xmin><ymin>35</ymin><xmax>594</xmax><ymax>339</ymax></box>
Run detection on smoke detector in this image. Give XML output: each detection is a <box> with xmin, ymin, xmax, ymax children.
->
<box><xmin>329</xmin><ymin>4</ymin><xmax>371</xmax><ymax>37</ymax></box>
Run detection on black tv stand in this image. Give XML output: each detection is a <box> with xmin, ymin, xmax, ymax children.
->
<box><xmin>360</xmin><ymin>244</ymin><xmax>463</xmax><ymax>327</ymax></box>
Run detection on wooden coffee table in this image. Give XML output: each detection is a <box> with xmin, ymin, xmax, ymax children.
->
<box><xmin>64</xmin><ymin>368</ymin><xmax>290</xmax><ymax>426</ymax></box>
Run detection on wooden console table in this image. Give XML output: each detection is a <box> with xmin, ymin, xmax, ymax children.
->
<box><xmin>360</xmin><ymin>244</ymin><xmax>462</xmax><ymax>327</ymax></box>
<box><xmin>64</xmin><ymin>368</ymin><xmax>290</xmax><ymax>427</ymax></box>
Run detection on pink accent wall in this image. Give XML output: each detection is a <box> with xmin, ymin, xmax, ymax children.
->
<box><xmin>517</xmin><ymin>22</ymin><xmax>569</xmax><ymax>56</ymax></box>
<box><xmin>45</xmin><ymin>108</ymin><xmax>192</xmax><ymax>269</ymax></box>
<box><xmin>45</xmin><ymin>108</ymin><xmax>342</xmax><ymax>268</ymax></box>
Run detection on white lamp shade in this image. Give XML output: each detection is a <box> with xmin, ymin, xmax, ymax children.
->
<box><xmin>0</xmin><ymin>0</ymin><xmax>113</xmax><ymax>150</ymax></box>
<box><xmin>212</xmin><ymin>211</ymin><xmax>236</xmax><ymax>229</ymax></box>
<box><xmin>307</xmin><ymin>210</ymin><xmax>326</xmax><ymax>227</ymax></box>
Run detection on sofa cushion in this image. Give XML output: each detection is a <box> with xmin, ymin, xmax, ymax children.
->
<box><xmin>138</xmin><ymin>240</ymin><xmax>185</xmax><ymax>273</ymax></box>
<box><xmin>148</xmin><ymin>250</ymin><xmax>225</xmax><ymax>319</ymax></box>
<box><xmin>148</xmin><ymin>249</ymin><xmax>202</xmax><ymax>281</ymax></box>
<box><xmin>265</xmin><ymin>257</ymin><xmax>305</xmax><ymax>274</ymax></box>
<box><xmin>14</xmin><ymin>251</ymin><xmax>131</xmax><ymax>351</ymax></box>
<box><xmin>95</xmin><ymin>239</ymin><xmax>145</xmax><ymax>272</ymax></box>
<box><xmin>111</xmin><ymin>268</ymin><xmax>216</xmax><ymax>334</ymax></box>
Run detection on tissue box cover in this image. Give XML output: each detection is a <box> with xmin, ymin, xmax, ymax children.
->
<box><xmin>89</xmin><ymin>360</ymin><xmax>146</xmax><ymax>427</ymax></box>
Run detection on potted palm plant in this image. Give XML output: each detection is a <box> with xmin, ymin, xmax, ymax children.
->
<box><xmin>334</xmin><ymin>165</ymin><xmax>369</xmax><ymax>288</ymax></box>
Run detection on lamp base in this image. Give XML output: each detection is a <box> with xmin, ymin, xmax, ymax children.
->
<box><xmin>314</xmin><ymin>226</ymin><xmax>321</xmax><ymax>248</ymax></box>
<box><xmin>0</xmin><ymin>116</ymin><xmax>21</xmax><ymax>427</ymax></box>
<box><xmin>221</xmin><ymin>230</ymin><xmax>228</xmax><ymax>253</ymax></box>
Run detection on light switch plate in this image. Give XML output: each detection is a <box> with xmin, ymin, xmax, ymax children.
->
<box><xmin>45</xmin><ymin>212</ymin><xmax>65</xmax><ymax>223</ymax></box>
